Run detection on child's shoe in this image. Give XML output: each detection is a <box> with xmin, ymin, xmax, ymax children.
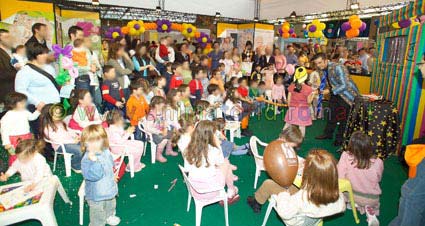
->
<box><xmin>106</xmin><ymin>215</ymin><xmax>121</xmax><ymax>226</ymax></box>
<box><xmin>366</xmin><ymin>206</ymin><xmax>379</xmax><ymax>226</ymax></box>
<box><xmin>247</xmin><ymin>196</ymin><xmax>262</xmax><ymax>213</ymax></box>
<box><xmin>165</xmin><ymin>149</ymin><xmax>178</xmax><ymax>156</ymax></box>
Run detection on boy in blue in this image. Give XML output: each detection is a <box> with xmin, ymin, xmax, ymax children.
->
<box><xmin>81</xmin><ymin>124</ymin><xmax>120</xmax><ymax>226</ymax></box>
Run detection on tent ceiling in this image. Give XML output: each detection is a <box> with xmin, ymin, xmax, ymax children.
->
<box><xmin>260</xmin><ymin>0</ymin><xmax>413</xmax><ymax>20</ymax></box>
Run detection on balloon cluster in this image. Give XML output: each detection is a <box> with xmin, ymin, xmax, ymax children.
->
<box><xmin>76</xmin><ymin>21</ymin><xmax>99</xmax><ymax>37</ymax></box>
<box><xmin>144</xmin><ymin>22</ymin><xmax>158</xmax><ymax>30</ymax></box>
<box><xmin>306</xmin><ymin>19</ymin><xmax>326</xmax><ymax>38</ymax></box>
<box><xmin>392</xmin><ymin>16</ymin><xmax>421</xmax><ymax>29</ymax></box>
<box><xmin>105</xmin><ymin>27</ymin><xmax>122</xmax><ymax>39</ymax></box>
<box><xmin>121</xmin><ymin>20</ymin><xmax>145</xmax><ymax>36</ymax></box>
<box><xmin>341</xmin><ymin>15</ymin><xmax>366</xmax><ymax>38</ymax></box>
<box><xmin>157</xmin><ymin>19</ymin><xmax>172</xmax><ymax>33</ymax></box>
<box><xmin>52</xmin><ymin>44</ymin><xmax>78</xmax><ymax>85</ymax></box>
<box><xmin>196</xmin><ymin>32</ymin><xmax>211</xmax><ymax>48</ymax></box>
<box><xmin>181</xmin><ymin>23</ymin><xmax>197</xmax><ymax>38</ymax></box>
<box><xmin>278</xmin><ymin>22</ymin><xmax>296</xmax><ymax>38</ymax></box>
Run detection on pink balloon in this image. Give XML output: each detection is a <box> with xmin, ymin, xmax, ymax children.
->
<box><xmin>69</xmin><ymin>67</ymin><xmax>79</xmax><ymax>79</ymax></box>
<box><xmin>62</xmin><ymin>57</ymin><xmax>74</xmax><ymax>69</ymax></box>
<box><xmin>285</xmin><ymin>64</ymin><xmax>295</xmax><ymax>75</ymax></box>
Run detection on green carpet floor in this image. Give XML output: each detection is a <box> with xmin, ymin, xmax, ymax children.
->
<box><xmin>1</xmin><ymin>114</ymin><xmax>407</xmax><ymax>226</ymax></box>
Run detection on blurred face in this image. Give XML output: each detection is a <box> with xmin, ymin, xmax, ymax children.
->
<box><xmin>240</xmin><ymin>80</ymin><xmax>247</xmax><ymax>87</ymax></box>
<box><xmin>313</xmin><ymin>57</ymin><xmax>328</xmax><ymax>70</ymax></box>
<box><xmin>174</xmin><ymin>92</ymin><xmax>182</xmax><ymax>102</ymax></box>
<box><xmin>167</xmin><ymin>37</ymin><xmax>173</xmax><ymax>46</ymax></box>
<box><xmin>175</xmin><ymin>66</ymin><xmax>183</xmax><ymax>75</ymax></box>
<box><xmin>182</xmin><ymin>61</ymin><xmax>190</xmax><ymax>70</ymax></box>
<box><xmin>156</xmin><ymin>102</ymin><xmax>165</xmax><ymax>111</ymax></box>
<box><xmin>201</xmin><ymin>59</ymin><xmax>208</xmax><ymax>66</ymax></box>
<box><xmin>265</xmin><ymin>47</ymin><xmax>272</xmax><ymax>55</ymax></box>
<box><xmin>79</xmin><ymin>92</ymin><xmax>93</xmax><ymax>106</ymax></box>
<box><xmin>35</xmin><ymin>52</ymin><xmax>49</xmax><ymax>64</ymax></box>
<box><xmin>138</xmin><ymin>46</ymin><xmax>147</xmax><ymax>56</ymax></box>
<box><xmin>274</xmin><ymin>48</ymin><xmax>281</xmax><ymax>56</ymax></box>
<box><xmin>102</xmin><ymin>41</ymin><xmax>109</xmax><ymax>49</ymax></box>
<box><xmin>232</xmin><ymin>48</ymin><xmax>239</xmax><ymax>55</ymax></box>
<box><xmin>71</xmin><ymin>30</ymin><xmax>84</xmax><ymax>41</ymax></box>
<box><xmin>224</xmin><ymin>51</ymin><xmax>231</xmax><ymax>59</ymax></box>
<box><xmin>182</xmin><ymin>87</ymin><xmax>190</xmax><ymax>97</ymax></box>
<box><xmin>83</xmin><ymin>37</ymin><xmax>92</xmax><ymax>49</ymax></box>
<box><xmin>0</xmin><ymin>32</ymin><xmax>13</xmax><ymax>49</ymax></box>
<box><xmin>16</xmin><ymin>100</ymin><xmax>27</xmax><ymax>111</ymax></box>
<box><xmin>104</xmin><ymin>68</ymin><xmax>116</xmax><ymax>80</ymax></box>
<box><xmin>288</xmin><ymin>47</ymin><xmax>294</xmax><ymax>54</ymax></box>
<box><xmin>119</xmin><ymin>38</ymin><xmax>127</xmax><ymax>47</ymax></box>
<box><xmin>214</xmin><ymin>71</ymin><xmax>221</xmax><ymax>79</ymax></box>
<box><xmin>214</xmin><ymin>43</ymin><xmax>219</xmax><ymax>50</ymax></box>
<box><xmin>116</xmin><ymin>47</ymin><xmax>125</xmax><ymax>57</ymax></box>
<box><xmin>251</xmin><ymin>82</ymin><xmax>258</xmax><ymax>88</ymax></box>
<box><xmin>134</xmin><ymin>87</ymin><xmax>144</xmax><ymax>96</ymax></box>
<box><xmin>276</xmin><ymin>77</ymin><xmax>283</xmax><ymax>84</ymax></box>
<box><xmin>85</xmin><ymin>138</ymin><xmax>104</xmax><ymax>152</ymax></box>
<box><xmin>37</xmin><ymin>25</ymin><xmax>48</xmax><ymax>39</ymax></box>
<box><xmin>16</xmin><ymin>47</ymin><xmax>26</xmax><ymax>55</ymax></box>
<box><xmin>158</xmin><ymin>78</ymin><xmax>166</xmax><ymax>87</ymax></box>
<box><xmin>234</xmin><ymin>91</ymin><xmax>241</xmax><ymax>98</ymax></box>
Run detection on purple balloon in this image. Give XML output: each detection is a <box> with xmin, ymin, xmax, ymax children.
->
<box><xmin>359</xmin><ymin>22</ymin><xmax>367</xmax><ymax>32</ymax></box>
<box><xmin>341</xmin><ymin>22</ymin><xmax>351</xmax><ymax>32</ymax></box>
<box><xmin>398</xmin><ymin>19</ymin><xmax>411</xmax><ymax>28</ymax></box>
<box><xmin>187</xmin><ymin>28</ymin><xmax>192</xmax><ymax>33</ymax></box>
<box><xmin>105</xmin><ymin>31</ymin><xmax>112</xmax><ymax>39</ymax></box>
<box><xmin>114</xmin><ymin>26</ymin><xmax>121</xmax><ymax>32</ymax></box>
<box><xmin>278</xmin><ymin>28</ymin><xmax>283</xmax><ymax>36</ymax></box>
<box><xmin>134</xmin><ymin>24</ymin><xmax>140</xmax><ymax>30</ymax></box>
<box><xmin>289</xmin><ymin>28</ymin><xmax>294</xmax><ymax>34</ymax></box>
<box><xmin>308</xmin><ymin>25</ymin><xmax>317</xmax><ymax>32</ymax></box>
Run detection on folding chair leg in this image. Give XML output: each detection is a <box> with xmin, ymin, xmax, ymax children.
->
<box><xmin>261</xmin><ymin>198</ymin><xmax>276</xmax><ymax>226</ymax></box>
<box><xmin>186</xmin><ymin>193</ymin><xmax>192</xmax><ymax>212</ymax></box>
<box><xmin>195</xmin><ymin>204</ymin><xmax>203</xmax><ymax>226</ymax></box>
<box><xmin>53</xmin><ymin>152</ymin><xmax>58</xmax><ymax>172</ymax></box>
<box><xmin>151</xmin><ymin>143</ymin><xmax>157</xmax><ymax>164</ymax></box>
<box><xmin>63</xmin><ymin>153</ymin><xmax>72</xmax><ymax>177</ymax></box>
<box><xmin>79</xmin><ymin>194</ymin><xmax>84</xmax><ymax>225</ymax></box>
<box><xmin>128</xmin><ymin>154</ymin><xmax>135</xmax><ymax>178</ymax></box>
<box><xmin>224</xmin><ymin>197</ymin><xmax>229</xmax><ymax>226</ymax></box>
<box><xmin>254</xmin><ymin>169</ymin><xmax>260</xmax><ymax>189</ymax></box>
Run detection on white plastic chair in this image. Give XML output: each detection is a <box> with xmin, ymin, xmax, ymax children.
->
<box><xmin>44</xmin><ymin>139</ymin><xmax>74</xmax><ymax>177</ymax></box>
<box><xmin>109</xmin><ymin>143</ymin><xmax>141</xmax><ymax>178</ymax></box>
<box><xmin>178</xmin><ymin>165</ymin><xmax>229</xmax><ymax>226</ymax></box>
<box><xmin>78</xmin><ymin>152</ymin><xmax>125</xmax><ymax>225</ymax></box>
<box><xmin>250</xmin><ymin>136</ymin><xmax>268</xmax><ymax>189</ymax></box>
<box><xmin>138</xmin><ymin>120</ymin><xmax>158</xmax><ymax>164</ymax></box>
<box><xmin>224</xmin><ymin>120</ymin><xmax>241</xmax><ymax>142</ymax></box>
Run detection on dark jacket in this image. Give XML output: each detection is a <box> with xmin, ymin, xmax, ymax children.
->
<box><xmin>0</xmin><ymin>48</ymin><xmax>17</xmax><ymax>103</ymax></box>
<box><xmin>259</xmin><ymin>55</ymin><xmax>275</xmax><ymax>69</ymax></box>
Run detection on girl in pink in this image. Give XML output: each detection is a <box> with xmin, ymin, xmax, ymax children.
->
<box><xmin>273</xmin><ymin>48</ymin><xmax>287</xmax><ymax>74</ymax></box>
<box><xmin>261</xmin><ymin>63</ymin><xmax>276</xmax><ymax>90</ymax></box>
<box><xmin>106</xmin><ymin>110</ymin><xmax>145</xmax><ymax>172</ymax></box>
<box><xmin>283</xmin><ymin>67</ymin><xmax>313</xmax><ymax>137</ymax></box>
<box><xmin>337</xmin><ymin>131</ymin><xmax>383</xmax><ymax>226</ymax></box>
<box><xmin>69</xmin><ymin>90</ymin><xmax>108</xmax><ymax>131</ymax></box>
<box><xmin>271</xmin><ymin>76</ymin><xmax>287</xmax><ymax>104</ymax></box>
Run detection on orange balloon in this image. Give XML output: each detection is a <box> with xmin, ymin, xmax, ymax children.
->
<box><xmin>263</xmin><ymin>140</ymin><xmax>299</xmax><ymax>187</ymax></box>
<box><xmin>195</xmin><ymin>31</ymin><xmax>201</xmax><ymax>38</ymax></box>
<box><xmin>121</xmin><ymin>26</ymin><xmax>129</xmax><ymax>35</ymax></box>
<box><xmin>283</xmin><ymin>32</ymin><xmax>290</xmax><ymax>38</ymax></box>
<box><xmin>350</xmin><ymin>19</ymin><xmax>362</xmax><ymax>29</ymax></box>
<box><xmin>349</xmin><ymin>15</ymin><xmax>359</xmax><ymax>22</ymax></box>
<box><xmin>346</xmin><ymin>28</ymin><xmax>359</xmax><ymax>38</ymax></box>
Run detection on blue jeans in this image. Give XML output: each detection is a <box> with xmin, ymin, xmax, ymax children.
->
<box><xmin>389</xmin><ymin>160</ymin><xmax>425</xmax><ymax>226</ymax></box>
<box><xmin>103</xmin><ymin>102</ymin><xmax>126</xmax><ymax>117</ymax></box>
<box><xmin>75</xmin><ymin>75</ymin><xmax>91</xmax><ymax>91</ymax></box>
<box><xmin>57</xmin><ymin>143</ymin><xmax>83</xmax><ymax>170</ymax></box>
<box><xmin>91</xmin><ymin>86</ymin><xmax>103</xmax><ymax>113</ymax></box>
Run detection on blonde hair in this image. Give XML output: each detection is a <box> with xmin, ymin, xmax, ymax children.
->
<box><xmin>80</xmin><ymin>124</ymin><xmax>109</xmax><ymax>152</ymax></box>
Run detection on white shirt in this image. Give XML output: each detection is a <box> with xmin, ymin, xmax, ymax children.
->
<box><xmin>207</xmin><ymin>94</ymin><xmax>223</xmax><ymax>105</ymax></box>
<box><xmin>186</xmin><ymin>145</ymin><xmax>224</xmax><ymax>179</ymax></box>
<box><xmin>1</xmin><ymin>110</ymin><xmax>40</xmax><ymax>145</ymax></box>
<box><xmin>177</xmin><ymin>134</ymin><xmax>191</xmax><ymax>168</ymax></box>
<box><xmin>6</xmin><ymin>153</ymin><xmax>52</xmax><ymax>182</ymax></box>
<box><xmin>223</xmin><ymin>99</ymin><xmax>242</xmax><ymax>121</ymax></box>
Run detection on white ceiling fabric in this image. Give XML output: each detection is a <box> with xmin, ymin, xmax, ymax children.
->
<box><xmin>71</xmin><ymin>0</ymin><xmax>256</xmax><ymax>19</ymax></box>
<box><xmin>260</xmin><ymin>0</ymin><xmax>412</xmax><ymax>20</ymax></box>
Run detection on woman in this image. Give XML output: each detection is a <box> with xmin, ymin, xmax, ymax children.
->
<box><xmin>274</xmin><ymin>48</ymin><xmax>287</xmax><ymax>75</ymax></box>
<box><xmin>232</xmin><ymin>47</ymin><xmax>240</xmax><ymax>57</ymax></box>
<box><xmin>132</xmin><ymin>44</ymin><xmax>155</xmax><ymax>79</ymax></box>
<box><xmin>242</xmin><ymin>41</ymin><xmax>254</xmax><ymax>62</ymax></box>
<box><xmin>107</xmin><ymin>42</ymin><xmax>134</xmax><ymax>100</ymax></box>
<box><xmin>15</xmin><ymin>42</ymin><xmax>60</xmax><ymax>136</ymax></box>
<box><xmin>175</xmin><ymin>43</ymin><xmax>191</xmax><ymax>64</ymax></box>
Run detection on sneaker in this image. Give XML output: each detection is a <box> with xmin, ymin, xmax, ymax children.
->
<box><xmin>366</xmin><ymin>206</ymin><xmax>379</xmax><ymax>226</ymax></box>
<box><xmin>219</xmin><ymin>194</ymin><xmax>240</xmax><ymax>206</ymax></box>
<box><xmin>247</xmin><ymin>196</ymin><xmax>262</xmax><ymax>213</ymax></box>
<box><xmin>106</xmin><ymin>215</ymin><xmax>121</xmax><ymax>226</ymax></box>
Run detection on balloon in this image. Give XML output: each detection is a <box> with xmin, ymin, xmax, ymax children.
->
<box><xmin>128</xmin><ymin>20</ymin><xmax>136</xmax><ymax>28</ymax></box>
<box><xmin>283</xmin><ymin>32</ymin><xmax>290</xmax><ymax>38</ymax></box>
<box><xmin>351</xmin><ymin>19</ymin><xmax>362</xmax><ymax>29</ymax></box>
<box><xmin>202</xmin><ymin>37</ymin><xmax>207</xmax><ymax>43</ymax></box>
<box><xmin>318</xmin><ymin>22</ymin><xmax>326</xmax><ymax>30</ymax></box>
<box><xmin>308</xmin><ymin>25</ymin><xmax>317</xmax><ymax>32</ymax></box>
<box><xmin>129</xmin><ymin>27</ymin><xmax>138</xmax><ymax>36</ymax></box>
<box><xmin>263</xmin><ymin>140</ymin><xmax>299</xmax><ymax>187</ymax></box>
<box><xmin>359</xmin><ymin>22</ymin><xmax>367</xmax><ymax>32</ymax></box>
<box><xmin>349</xmin><ymin>15</ymin><xmax>359</xmax><ymax>22</ymax></box>
<box><xmin>283</xmin><ymin>24</ymin><xmax>290</xmax><ymax>32</ymax></box>
<box><xmin>162</xmin><ymin>24</ymin><xmax>168</xmax><ymax>30</ymax></box>
<box><xmin>112</xmin><ymin>31</ymin><xmax>120</xmax><ymax>39</ymax></box>
<box><xmin>121</xmin><ymin>26</ymin><xmax>129</xmax><ymax>35</ymax></box>
<box><xmin>346</xmin><ymin>28</ymin><xmax>359</xmax><ymax>38</ymax></box>
<box><xmin>285</xmin><ymin>64</ymin><xmax>295</xmax><ymax>75</ymax></box>
<box><xmin>134</xmin><ymin>23</ymin><xmax>140</xmax><ymax>30</ymax></box>
<box><xmin>290</xmin><ymin>33</ymin><xmax>297</xmax><ymax>38</ymax></box>
<box><xmin>341</xmin><ymin>22</ymin><xmax>351</xmax><ymax>32</ymax></box>
<box><xmin>398</xmin><ymin>19</ymin><xmax>411</xmax><ymax>28</ymax></box>
<box><xmin>289</xmin><ymin>28</ymin><xmax>294</xmax><ymax>34</ymax></box>
<box><xmin>392</xmin><ymin>22</ymin><xmax>400</xmax><ymax>29</ymax></box>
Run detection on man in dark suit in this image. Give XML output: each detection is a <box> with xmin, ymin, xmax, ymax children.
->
<box><xmin>258</xmin><ymin>46</ymin><xmax>275</xmax><ymax>69</ymax></box>
<box><xmin>0</xmin><ymin>29</ymin><xmax>17</xmax><ymax>108</ymax></box>
<box><xmin>174</xmin><ymin>43</ymin><xmax>191</xmax><ymax>64</ymax></box>
<box><xmin>25</xmin><ymin>23</ymin><xmax>48</xmax><ymax>49</ymax></box>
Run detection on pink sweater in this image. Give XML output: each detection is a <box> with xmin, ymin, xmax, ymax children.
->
<box><xmin>337</xmin><ymin>152</ymin><xmax>383</xmax><ymax>196</ymax></box>
<box><xmin>272</xmin><ymin>84</ymin><xmax>286</xmax><ymax>101</ymax></box>
<box><xmin>44</xmin><ymin>123</ymin><xmax>79</xmax><ymax>150</ymax></box>
<box><xmin>107</xmin><ymin>125</ymin><xmax>132</xmax><ymax>145</ymax></box>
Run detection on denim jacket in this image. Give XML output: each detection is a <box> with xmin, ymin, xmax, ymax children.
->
<box><xmin>81</xmin><ymin>149</ymin><xmax>118</xmax><ymax>202</ymax></box>
<box><xmin>326</xmin><ymin>62</ymin><xmax>360</xmax><ymax>106</ymax></box>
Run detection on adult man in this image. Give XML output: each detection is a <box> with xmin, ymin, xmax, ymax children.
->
<box><xmin>285</xmin><ymin>45</ymin><xmax>298</xmax><ymax>65</ymax></box>
<box><xmin>25</xmin><ymin>23</ymin><xmax>48</xmax><ymax>49</ymax></box>
<box><xmin>259</xmin><ymin>46</ymin><xmax>275</xmax><ymax>69</ymax></box>
<box><xmin>0</xmin><ymin>29</ymin><xmax>17</xmax><ymax>107</ymax></box>
<box><xmin>313</xmin><ymin>53</ymin><xmax>359</xmax><ymax>146</ymax></box>
<box><xmin>208</xmin><ymin>41</ymin><xmax>223</xmax><ymax>70</ymax></box>
<box><xmin>68</xmin><ymin>25</ymin><xmax>84</xmax><ymax>45</ymax></box>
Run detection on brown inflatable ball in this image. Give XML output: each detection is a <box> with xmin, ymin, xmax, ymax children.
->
<box><xmin>263</xmin><ymin>140</ymin><xmax>299</xmax><ymax>187</ymax></box>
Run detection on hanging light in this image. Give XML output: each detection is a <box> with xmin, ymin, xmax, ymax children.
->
<box><xmin>156</xmin><ymin>5</ymin><xmax>162</xmax><ymax>13</ymax></box>
<box><xmin>290</xmin><ymin>11</ymin><xmax>297</xmax><ymax>18</ymax></box>
<box><xmin>215</xmin><ymin>12</ymin><xmax>221</xmax><ymax>18</ymax></box>
<box><xmin>350</xmin><ymin>3</ymin><xmax>360</xmax><ymax>10</ymax></box>
<box><xmin>92</xmin><ymin>0</ymin><xmax>99</xmax><ymax>5</ymax></box>
<box><xmin>254</xmin><ymin>17</ymin><xmax>259</xmax><ymax>22</ymax></box>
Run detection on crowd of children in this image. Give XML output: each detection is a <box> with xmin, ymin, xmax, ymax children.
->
<box><xmin>0</xmin><ymin>25</ymin><xmax>387</xmax><ymax>226</ymax></box>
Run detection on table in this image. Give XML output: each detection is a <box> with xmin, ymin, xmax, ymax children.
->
<box><xmin>0</xmin><ymin>176</ymin><xmax>71</xmax><ymax>226</ymax></box>
<box><xmin>342</xmin><ymin>96</ymin><xmax>400</xmax><ymax>159</ymax></box>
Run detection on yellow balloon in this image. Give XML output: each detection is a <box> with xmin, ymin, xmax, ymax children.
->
<box><xmin>112</xmin><ymin>32</ymin><xmax>120</xmax><ymax>39</ymax></box>
<box><xmin>202</xmin><ymin>37</ymin><xmax>208</xmax><ymax>43</ymax></box>
<box><xmin>351</xmin><ymin>19</ymin><xmax>362</xmax><ymax>29</ymax></box>
<box><xmin>129</xmin><ymin>28</ymin><xmax>138</xmax><ymax>36</ymax></box>
<box><xmin>318</xmin><ymin>23</ymin><xmax>326</xmax><ymax>30</ymax></box>
<box><xmin>162</xmin><ymin>24</ymin><xmax>168</xmax><ymax>30</ymax></box>
<box><xmin>392</xmin><ymin>22</ymin><xmax>400</xmax><ymax>29</ymax></box>
<box><xmin>349</xmin><ymin>15</ymin><xmax>359</xmax><ymax>22</ymax></box>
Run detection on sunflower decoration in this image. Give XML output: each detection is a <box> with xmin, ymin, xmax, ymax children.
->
<box><xmin>181</xmin><ymin>23</ymin><xmax>197</xmax><ymax>38</ymax></box>
<box><xmin>156</xmin><ymin>19</ymin><xmax>172</xmax><ymax>33</ymax></box>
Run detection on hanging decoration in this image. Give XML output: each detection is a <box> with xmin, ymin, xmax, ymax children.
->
<box><xmin>122</xmin><ymin>20</ymin><xmax>145</xmax><ymax>36</ymax></box>
<box><xmin>341</xmin><ymin>15</ymin><xmax>366</xmax><ymax>38</ymax></box>
<box><xmin>392</xmin><ymin>16</ymin><xmax>421</xmax><ymax>29</ymax></box>
<box><xmin>75</xmin><ymin>21</ymin><xmax>98</xmax><ymax>37</ymax></box>
<box><xmin>197</xmin><ymin>32</ymin><xmax>211</xmax><ymax>48</ymax></box>
<box><xmin>181</xmin><ymin>23</ymin><xmax>197</xmax><ymax>38</ymax></box>
<box><xmin>278</xmin><ymin>22</ymin><xmax>296</xmax><ymax>38</ymax></box>
<box><xmin>105</xmin><ymin>27</ymin><xmax>122</xmax><ymax>39</ymax></box>
<box><xmin>306</xmin><ymin>19</ymin><xmax>326</xmax><ymax>38</ymax></box>
<box><xmin>156</xmin><ymin>19</ymin><xmax>172</xmax><ymax>33</ymax></box>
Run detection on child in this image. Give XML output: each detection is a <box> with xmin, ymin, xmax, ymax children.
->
<box><xmin>219</xmin><ymin>51</ymin><xmax>233</xmax><ymax>81</ymax></box>
<box><xmin>250</xmin><ymin>65</ymin><xmax>262</xmax><ymax>81</ymax></box>
<box><xmin>237</xmin><ymin>77</ymin><xmax>250</xmax><ymax>101</ymax></box>
<box><xmin>209</xmin><ymin>69</ymin><xmax>225</xmax><ymax>92</ymax></box>
<box><xmin>194</xmin><ymin>100</ymin><xmax>213</xmax><ymax>121</ymax></box>
<box><xmin>72</xmin><ymin>39</ymin><xmax>90</xmax><ymax>69</ymax></box>
<box><xmin>200</xmin><ymin>67</ymin><xmax>210</xmax><ymax>98</ymax></box>
<box><xmin>272</xmin><ymin>75</ymin><xmax>287</xmax><ymax>105</ymax></box>
<box><xmin>258</xmin><ymin>81</ymin><xmax>266</xmax><ymax>97</ymax></box>
<box><xmin>181</xmin><ymin>60</ymin><xmax>192</xmax><ymax>84</ymax></box>
<box><xmin>145</xmin><ymin>96</ymin><xmax>176</xmax><ymax>163</ymax></box>
<box><xmin>275</xmin><ymin>149</ymin><xmax>345</xmax><ymax>226</ymax></box>
<box><xmin>0</xmin><ymin>139</ymin><xmax>52</xmax><ymax>187</ymax></box>
<box><xmin>231</xmin><ymin>55</ymin><xmax>242</xmax><ymax>78</ymax></box>
<box><xmin>69</xmin><ymin>89</ymin><xmax>107</xmax><ymax>131</ymax></box>
<box><xmin>107</xmin><ymin>110</ymin><xmax>145</xmax><ymax>173</ymax></box>
<box><xmin>178</xmin><ymin>84</ymin><xmax>193</xmax><ymax>114</ymax></box>
<box><xmin>81</xmin><ymin>125</ymin><xmax>120</xmax><ymax>226</ymax></box>
<box><xmin>188</xmin><ymin>66</ymin><xmax>204</xmax><ymax>106</ymax></box>
<box><xmin>11</xmin><ymin>45</ymin><xmax>27</xmax><ymax>70</ymax></box>
<box><xmin>158</xmin><ymin>37</ymin><xmax>169</xmax><ymax>62</ymax></box>
<box><xmin>126</xmin><ymin>79</ymin><xmax>150</xmax><ymax>141</ymax></box>
<box><xmin>1</xmin><ymin>92</ymin><xmax>43</xmax><ymax>166</ymax></box>
<box><xmin>249</xmin><ymin>79</ymin><xmax>264</xmax><ymax>115</ymax></box>
<box><xmin>163</xmin><ymin>62</ymin><xmax>173</xmax><ymax>94</ymax></box>
<box><xmin>102</xmin><ymin>65</ymin><xmax>125</xmax><ymax>112</ymax></box>
<box><xmin>223</xmin><ymin>87</ymin><xmax>252</xmax><ymax>136</ymax></box>
<box><xmin>165</xmin><ymin>88</ymin><xmax>182</xmax><ymax>130</ymax></box>
<box><xmin>207</xmin><ymin>84</ymin><xmax>224</xmax><ymax>118</ymax></box>
<box><xmin>338</xmin><ymin>131</ymin><xmax>383</xmax><ymax>226</ymax></box>
<box><xmin>185</xmin><ymin>120</ymin><xmax>240</xmax><ymax>204</ymax></box>
<box><xmin>40</xmin><ymin>104</ymin><xmax>83</xmax><ymax>171</ymax></box>
<box><xmin>262</xmin><ymin>63</ymin><xmax>276</xmax><ymax>90</ymax></box>
<box><xmin>214</xmin><ymin>118</ymin><xmax>250</xmax><ymax>157</ymax></box>
<box><xmin>171</xmin><ymin>114</ymin><xmax>197</xmax><ymax>167</ymax></box>
<box><xmin>218</xmin><ymin>63</ymin><xmax>226</xmax><ymax>82</ymax></box>
<box><xmin>283</xmin><ymin>67</ymin><xmax>314</xmax><ymax>137</ymax></box>
<box><xmin>151</xmin><ymin>76</ymin><xmax>167</xmax><ymax>98</ymax></box>
<box><xmin>169</xmin><ymin>62</ymin><xmax>183</xmax><ymax>89</ymax></box>
<box><xmin>308</xmin><ymin>70</ymin><xmax>321</xmax><ymax>120</ymax></box>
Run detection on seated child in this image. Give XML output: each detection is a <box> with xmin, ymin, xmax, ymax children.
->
<box><xmin>40</xmin><ymin>104</ymin><xmax>83</xmax><ymax>171</ymax></box>
<box><xmin>101</xmin><ymin>65</ymin><xmax>125</xmax><ymax>112</ymax></box>
<box><xmin>169</xmin><ymin>63</ymin><xmax>183</xmax><ymax>89</ymax></box>
<box><xmin>214</xmin><ymin>118</ymin><xmax>250</xmax><ymax>157</ymax></box>
<box><xmin>209</xmin><ymin>69</ymin><xmax>225</xmax><ymax>92</ymax></box>
<box><xmin>107</xmin><ymin>110</ymin><xmax>145</xmax><ymax>173</ymax></box>
<box><xmin>163</xmin><ymin>62</ymin><xmax>173</xmax><ymax>93</ymax></box>
<box><xmin>247</xmin><ymin>125</ymin><xmax>304</xmax><ymax>213</ymax></box>
<box><xmin>231</xmin><ymin>55</ymin><xmax>242</xmax><ymax>78</ymax></box>
<box><xmin>69</xmin><ymin>89</ymin><xmax>107</xmax><ymax>131</ymax></box>
<box><xmin>184</xmin><ymin>120</ymin><xmax>240</xmax><ymax>204</ymax></box>
<box><xmin>1</xmin><ymin>92</ymin><xmax>43</xmax><ymax>165</ymax></box>
<box><xmin>126</xmin><ymin>79</ymin><xmax>150</xmax><ymax>141</ymax></box>
<box><xmin>145</xmin><ymin>96</ymin><xmax>176</xmax><ymax>163</ymax></box>
<box><xmin>178</xmin><ymin>84</ymin><xmax>193</xmax><ymax>114</ymax></box>
<box><xmin>11</xmin><ymin>45</ymin><xmax>27</xmax><ymax>70</ymax></box>
<box><xmin>207</xmin><ymin>84</ymin><xmax>223</xmax><ymax>118</ymax></box>
<box><xmin>194</xmin><ymin>100</ymin><xmax>214</xmax><ymax>121</ymax></box>
<box><xmin>171</xmin><ymin>114</ymin><xmax>197</xmax><ymax>167</ymax></box>
<box><xmin>81</xmin><ymin>125</ymin><xmax>120</xmax><ymax>226</ymax></box>
<box><xmin>223</xmin><ymin>87</ymin><xmax>252</xmax><ymax>136</ymax></box>
<box><xmin>181</xmin><ymin>60</ymin><xmax>192</xmax><ymax>84</ymax></box>
<box><xmin>217</xmin><ymin>63</ymin><xmax>226</xmax><ymax>82</ymax></box>
<box><xmin>189</xmin><ymin>66</ymin><xmax>204</xmax><ymax>106</ymax></box>
<box><xmin>250</xmin><ymin>64</ymin><xmax>262</xmax><ymax>81</ymax></box>
<box><xmin>165</xmin><ymin>89</ymin><xmax>182</xmax><ymax>130</ymax></box>
<box><xmin>249</xmin><ymin>79</ymin><xmax>265</xmax><ymax>115</ymax></box>
<box><xmin>151</xmin><ymin>76</ymin><xmax>167</xmax><ymax>98</ymax></box>
<box><xmin>337</xmin><ymin>131</ymin><xmax>383</xmax><ymax>226</ymax></box>
<box><xmin>0</xmin><ymin>139</ymin><xmax>52</xmax><ymax>187</ymax></box>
